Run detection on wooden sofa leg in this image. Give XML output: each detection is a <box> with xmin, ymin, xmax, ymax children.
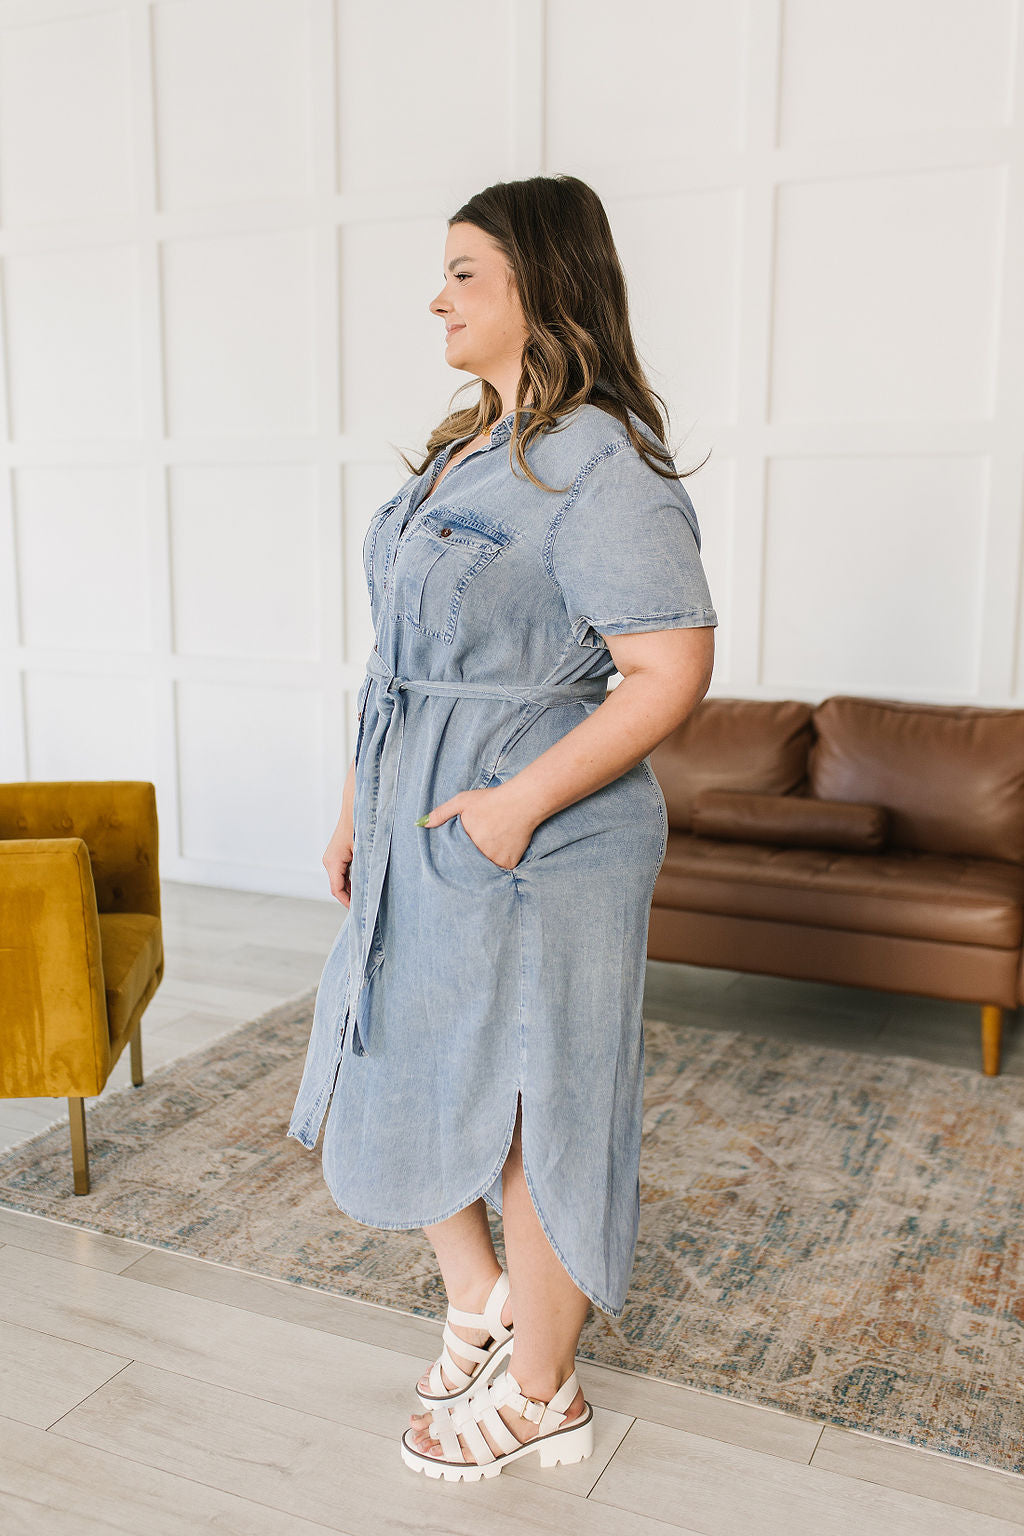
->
<box><xmin>68</xmin><ymin>1097</ymin><xmax>90</xmax><ymax>1195</ymax></box>
<box><xmin>981</xmin><ymin>1005</ymin><xmax>1003</xmax><ymax>1077</ymax></box>
<box><xmin>130</xmin><ymin>1020</ymin><xmax>144</xmax><ymax>1087</ymax></box>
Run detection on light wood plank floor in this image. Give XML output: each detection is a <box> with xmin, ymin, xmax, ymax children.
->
<box><xmin>0</xmin><ymin>879</ymin><xmax>1021</xmax><ymax>1534</ymax></box>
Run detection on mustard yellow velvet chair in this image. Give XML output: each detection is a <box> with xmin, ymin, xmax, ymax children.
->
<box><xmin>0</xmin><ymin>781</ymin><xmax>163</xmax><ymax>1195</ymax></box>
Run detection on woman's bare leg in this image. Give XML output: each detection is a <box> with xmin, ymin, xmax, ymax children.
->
<box><xmin>409</xmin><ymin>1095</ymin><xmax>588</xmax><ymax>1459</ymax></box>
<box><xmin>410</xmin><ymin>1197</ymin><xmax>514</xmax><ymax>1398</ymax></box>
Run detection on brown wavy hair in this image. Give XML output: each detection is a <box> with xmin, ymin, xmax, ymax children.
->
<box><xmin>397</xmin><ymin>174</ymin><xmax>711</xmax><ymax>496</ymax></box>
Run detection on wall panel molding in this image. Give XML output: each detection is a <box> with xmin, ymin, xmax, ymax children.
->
<box><xmin>1</xmin><ymin>0</ymin><xmax>1022</xmax><ymax>900</ymax></box>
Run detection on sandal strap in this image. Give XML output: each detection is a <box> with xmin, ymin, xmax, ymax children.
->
<box><xmin>477</xmin><ymin>1402</ymin><xmax>521</xmax><ymax>1455</ymax></box>
<box><xmin>441</xmin><ymin>1319</ymin><xmax>491</xmax><ymax>1368</ymax></box>
<box><xmin>425</xmin><ymin>1291</ymin><xmax>511</xmax><ymax>1398</ymax></box>
<box><xmin>481</xmin><ymin>1268</ymin><xmax>513</xmax><ymax>1340</ymax></box>
<box><xmin>444</xmin><ymin>1269</ymin><xmax>512</xmax><ymax>1341</ymax></box>
<box><xmin>488</xmin><ymin>1366</ymin><xmax>579</xmax><ymax>1434</ymax></box>
<box><xmin>457</xmin><ymin>1411</ymin><xmax>498</xmax><ymax>1464</ymax></box>
<box><xmin>422</xmin><ymin>1398</ymin><xmax>508</xmax><ymax>1466</ymax></box>
<box><xmin>447</xmin><ymin>1384</ymin><xmax>522</xmax><ymax>1458</ymax></box>
<box><xmin>429</xmin><ymin>1343</ymin><xmax>471</xmax><ymax>1396</ymax></box>
<box><xmin>430</xmin><ymin>1406</ymin><xmax>464</xmax><ymax>1462</ymax></box>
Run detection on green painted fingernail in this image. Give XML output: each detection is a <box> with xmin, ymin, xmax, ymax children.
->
<box><xmin>414</xmin><ymin>814</ymin><xmax>430</xmax><ymax>827</ymax></box>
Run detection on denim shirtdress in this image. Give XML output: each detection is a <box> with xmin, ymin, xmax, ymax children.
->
<box><xmin>287</xmin><ymin>402</ymin><xmax>718</xmax><ymax>1317</ymax></box>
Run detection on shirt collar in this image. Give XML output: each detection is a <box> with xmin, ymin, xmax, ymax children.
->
<box><xmin>436</xmin><ymin>409</ymin><xmax>529</xmax><ymax>472</ymax></box>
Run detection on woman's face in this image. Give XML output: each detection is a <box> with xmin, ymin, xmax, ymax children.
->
<box><xmin>429</xmin><ymin>222</ymin><xmax>529</xmax><ymax>395</ymax></box>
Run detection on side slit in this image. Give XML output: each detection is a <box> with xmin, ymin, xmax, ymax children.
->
<box><xmin>502</xmin><ymin>1086</ymin><xmax>615</xmax><ymax>1316</ymax></box>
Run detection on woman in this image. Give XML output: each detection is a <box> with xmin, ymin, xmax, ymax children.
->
<box><xmin>287</xmin><ymin>174</ymin><xmax>717</xmax><ymax>1481</ymax></box>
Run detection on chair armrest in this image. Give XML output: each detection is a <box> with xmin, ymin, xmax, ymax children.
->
<box><xmin>0</xmin><ymin>781</ymin><xmax>160</xmax><ymax>919</ymax></box>
<box><xmin>0</xmin><ymin>838</ymin><xmax>111</xmax><ymax>1097</ymax></box>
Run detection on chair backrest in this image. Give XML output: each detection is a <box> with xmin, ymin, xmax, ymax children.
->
<box><xmin>0</xmin><ymin>781</ymin><xmax>161</xmax><ymax>916</ymax></box>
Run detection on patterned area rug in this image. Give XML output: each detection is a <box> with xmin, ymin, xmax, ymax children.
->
<box><xmin>0</xmin><ymin>990</ymin><xmax>1021</xmax><ymax>1475</ymax></box>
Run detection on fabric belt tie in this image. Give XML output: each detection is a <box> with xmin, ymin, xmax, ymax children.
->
<box><xmin>344</xmin><ymin>648</ymin><xmax>609</xmax><ymax>1057</ymax></box>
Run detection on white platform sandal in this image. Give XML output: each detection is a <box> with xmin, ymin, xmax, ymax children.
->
<box><xmin>402</xmin><ymin>1363</ymin><xmax>594</xmax><ymax>1480</ymax></box>
<box><xmin>416</xmin><ymin>1267</ymin><xmax>515</xmax><ymax>1409</ymax></box>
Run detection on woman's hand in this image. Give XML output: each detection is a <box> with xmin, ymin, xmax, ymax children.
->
<box><xmin>324</xmin><ymin>757</ymin><xmax>356</xmax><ymax>905</ymax></box>
<box><xmin>323</xmin><ymin>820</ymin><xmax>354</xmax><ymax>905</ymax></box>
<box><xmin>416</xmin><ymin>784</ymin><xmax>538</xmax><ymax>870</ymax></box>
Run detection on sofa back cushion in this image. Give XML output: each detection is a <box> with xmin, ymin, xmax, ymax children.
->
<box><xmin>810</xmin><ymin>696</ymin><xmax>1024</xmax><ymax>865</ymax></box>
<box><xmin>651</xmin><ymin>698</ymin><xmax>814</xmax><ymax>830</ymax></box>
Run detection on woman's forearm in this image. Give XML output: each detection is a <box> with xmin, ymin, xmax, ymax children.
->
<box><xmin>338</xmin><ymin>755</ymin><xmax>355</xmax><ymax>827</ymax></box>
<box><xmin>499</xmin><ymin>663</ymin><xmax>708</xmax><ymax>829</ymax></box>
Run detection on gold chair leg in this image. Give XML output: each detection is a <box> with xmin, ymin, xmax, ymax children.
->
<box><xmin>68</xmin><ymin>1097</ymin><xmax>90</xmax><ymax>1195</ymax></box>
<box><xmin>981</xmin><ymin>1005</ymin><xmax>1003</xmax><ymax>1077</ymax></box>
<box><xmin>130</xmin><ymin>1020</ymin><xmax>144</xmax><ymax>1086</ymax></box>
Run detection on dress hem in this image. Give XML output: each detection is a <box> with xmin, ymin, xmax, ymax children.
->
<box><xmin>308</xmin><ymin>1085</ymin><xmax>627</xmax><ymax>1319</ymax></box>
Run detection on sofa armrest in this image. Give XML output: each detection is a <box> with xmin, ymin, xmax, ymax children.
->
<box><xmin>0</xmin><ymin>781</ymin><xmax>160</xmax><ymax>919</ymax></box>
<box><xmin>0</xmin><ymin>837</ymin><xmax>111</xmax><ymax>1097</ymax></box>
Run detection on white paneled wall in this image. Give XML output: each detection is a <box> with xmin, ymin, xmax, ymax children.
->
<box><xmin>1</xmin><ymin>0</ymin><xmax>1023</xmax><ymax>900</ymax></box>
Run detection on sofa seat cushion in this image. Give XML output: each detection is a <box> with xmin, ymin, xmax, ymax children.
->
<box><xmin>656</xmin><ymin>834</ymin><xmax>1024</xmax><ymax>948</ymax></box>
<box><xmin>97</xmin><ymin>913</ymin><xmax>163</xmax><ymax>1039</ymax></box>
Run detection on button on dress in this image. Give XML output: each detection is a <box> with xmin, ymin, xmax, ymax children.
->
<box><xmin>287</xmin><ymin>402</ymin><xmax>718</xmax><ymax>1317</ymax></box>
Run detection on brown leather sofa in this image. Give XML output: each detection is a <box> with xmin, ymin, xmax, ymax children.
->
<box><xmin>648</xmin><ymin>695</ymin><xmax>1024</xmax><ymax>1076</ymax></box>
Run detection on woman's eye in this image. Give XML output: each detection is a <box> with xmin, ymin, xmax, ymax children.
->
<box><xmin>455</xmin><ymin>272</ymin><xmax>470</xmax><ymax>281</ymax></box>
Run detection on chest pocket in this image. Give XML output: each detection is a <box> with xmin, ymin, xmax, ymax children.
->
<box><xmin>393</xmin><ymin>504</ymin><xmax>512</xmax><ymax>642</ymax></box>
<box><xmin>364</xmin><ymin>492</ymin><xmax>404</xmax><ymax>607</ymax></box>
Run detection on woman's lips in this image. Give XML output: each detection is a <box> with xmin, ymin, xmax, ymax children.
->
<box><xmin>446</xmin><ymin>325</ymin><xmax>465</xmax><ymax>340</ymax></box>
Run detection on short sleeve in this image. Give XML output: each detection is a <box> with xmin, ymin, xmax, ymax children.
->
<box><xmin>547</xmin><ymin>442</ymin><xmax>719</xmax><ymax>647</ymax></box>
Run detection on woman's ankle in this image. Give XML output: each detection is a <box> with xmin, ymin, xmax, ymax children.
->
<box><xmin>446</xmin><ymin>1262</ymin><xmax>504</xmax><ymax>1316</ymax></box>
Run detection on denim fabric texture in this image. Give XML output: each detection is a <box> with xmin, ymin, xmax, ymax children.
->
<box><xmin>286</xmin><ymin>402</ymin><xmax>718</xmax><ymax>1316</ymax></box>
